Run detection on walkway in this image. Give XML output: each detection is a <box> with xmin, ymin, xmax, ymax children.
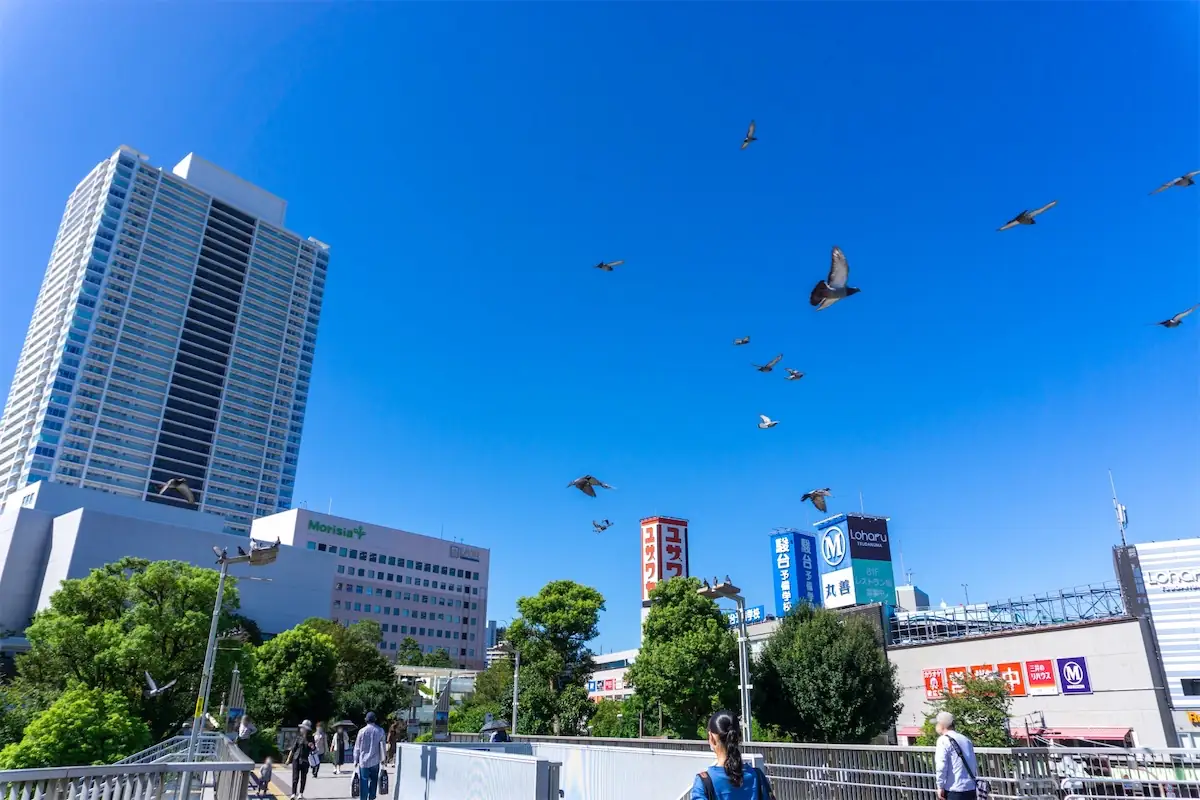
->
<box><xmin>270</xmin><ymin>761</ymin><xmax>394</xmax><ymax>800</ymax></box>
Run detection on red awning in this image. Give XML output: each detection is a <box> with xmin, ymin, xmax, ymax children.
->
<box><xmin>1018</xmin><ymin>727</ymin><xmax>1131</xmax><ymax>741</ymax></box>
<box><xmin>897</xmin><ymin>726</ymin><xmax>923</xmax><ymax>737</ymax></box>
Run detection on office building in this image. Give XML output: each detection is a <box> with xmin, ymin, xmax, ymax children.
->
<box><xmin>252</xmin><ymin>509</ymin><xmax>492</xmax><ymax>669</ymax></box>
<box><xmin>0</xmin><ymin>145</ymin><xmax>329</xmax><ymax>535</ymax></box>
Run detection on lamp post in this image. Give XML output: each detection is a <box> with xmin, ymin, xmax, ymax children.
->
<box><xmin>495</xmin><ymin>640</ymin><xmax>521</xmax><ymax>737</ymax></box>
<box><xmin>178</xmin><ymin>540</ymin><xmax>279</xmax><ymax>800</ymax></box>
<box><xmin>698</xmin><ymin>578</ymin><xmax>753</xmax><ymax>743</ymax></box>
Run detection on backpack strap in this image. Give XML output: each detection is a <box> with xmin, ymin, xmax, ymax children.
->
<box><xmin>754</xmin><ymin>766</ymin><xmax>777</xmax><ymax>800</ymax></box>
<box><xmin>698</xmin><ymin>770</ymin><xmax>717</xmax><ymax>800</ymax></box>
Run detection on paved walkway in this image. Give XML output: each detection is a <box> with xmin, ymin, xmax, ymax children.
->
<box><xmin>269</xmin><ymin>761</ymin><xmax>396</xmax><ymax>800</ymax></box>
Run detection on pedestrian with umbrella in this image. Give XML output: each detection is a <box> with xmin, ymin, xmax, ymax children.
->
<box><xmin>482</xmin><ymin>718</ymin><xmax>511</xmax><ymax>743</ymax></box>
<box><xmin>331</xmin><ymin>720</ymin><xmax>354</xmax><ymax>775</ymax></box>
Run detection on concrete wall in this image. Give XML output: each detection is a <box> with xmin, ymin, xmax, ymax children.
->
<box><xmin>1</xmin><ymin>480</ymin><xmax>227</xmax><ymax>534</ymax></box>
<box><xmin>888</xmin><ymin>617</ymin><xmax>1175</xmax><ymax>746</ymax></box>
<box><xmin>38</xmin><ymin>508</ymin><xmax>336</xmax><ymax>635</ymax></box>
<box><xmin>0</xmin><ymin>505</ymin><xmax>54</xmax><ymax>632</ymax></box>
<box><xmin>395</xmin><ymin>743</ymin><xmax>557</xmax><ymax>800</ymax></box>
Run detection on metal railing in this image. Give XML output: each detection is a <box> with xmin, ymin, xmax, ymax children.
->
<box><xmin>0</xmin><ymin>734</ymin><xmax>253</xmax><ymax>800</ymax></box>
<box><xmin>507</xmin><ymin>735</ymin><xmax>1200</xmax><ymax>800</ymax></box>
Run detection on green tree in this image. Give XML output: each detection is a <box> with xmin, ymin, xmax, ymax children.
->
<box><xmin>506</xmin><ymin>580</ymin><xmax>606</xmax><ymax>736</ymax></box>
<box><xmin>449</xmin><ymin>701</ymin><xmax>501</xmax><ymax>734</ymax></box>
<box><xmin>249</xmin><ymin>626</ymin><xmax>339</xmax><ymax>727</ymax></box>
<box><xmin>422</xmin><ymin>648</ymin><xmax>453</xmax><ymax>668</ymax></box>
<box><xmin>16</xmin><ymin>557</ymin><xmax>247</xmax><ymax>740</ymax></box>
<box><xmin>625</xmin><ymin>577</ymin><xmax>737</xmax><ymax>739</ymax></box>
<box><xmin>588</xmin><ymin>698</ymin><xmax>636</xmax><ymax>737</ymax></box>
<box><xmin>0</xmin><ymin>682</ymin><xmax>55</xmax><ymax>750</ymax></box>
<box><xmin>752</xmin><ymin>604</ymin><xmax>901</xmax><ymax>743</ymax></box>
<box><xmin>916</xmin><ymin>674</ymin><xmax>1012</xmax><ymax>747</ymax></box>
<box><xmin>396</xmin><ymin>637</ymin><xmax>424</xmax><ymax>666</ymax></box>
<box><xmin>335</xmin><ymin>679</ymin><xmax>408</xmax><ymax>726</ymax></box>
<box><xmin>301</xmin><ymin>619</ymin><xmax>396</xmax><ymax>686</ymax></box>
<box><xmin>0</xmin><ymin>687</ymin><xmax>150</xmax><ymax>768</ymax></box>
<box><xmin>471</xmin><ymin>659</ymin><xmax>514</xmax><ymax>709</ymax></box>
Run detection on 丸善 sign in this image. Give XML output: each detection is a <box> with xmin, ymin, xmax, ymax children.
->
<box><xmin>308</xmin><ymin>518</ymin><xmax>366</xmax><ymax>539</ymax></box>
<box><xmin>821</xmin><ymin>566</ymin><xmax>856</xmax><ymax>609</ymax></box>
<box><xmin>450</xmin><ymin>545</ymin><xmax>481</xmax><ymax>562</ymax></box>
<box><xmin>770</xmin><ymin>530</ymin><xmax>820</xmax><ymax>617</ymax></box>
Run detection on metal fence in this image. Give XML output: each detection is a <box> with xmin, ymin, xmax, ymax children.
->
<box><xmin>0</xmin><ymin>734</ymin><xmax>253</xmax><ymax>800</ymax></box>
<box><xmin>505</xmin><ymin>735</ymin><xmax>1200</xmax><ymax>800</ymax></box>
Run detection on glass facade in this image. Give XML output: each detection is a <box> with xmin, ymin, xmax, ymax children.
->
<box><xmin>0</xmin><ymin>146</ymin><xmax>328</xmax><ymax>535</ymax></box>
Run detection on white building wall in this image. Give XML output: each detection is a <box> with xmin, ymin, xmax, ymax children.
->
<box><xmin>0</xmin><ymin>505</ymin><xmax>55</xmax><ymax>632</ymax></box>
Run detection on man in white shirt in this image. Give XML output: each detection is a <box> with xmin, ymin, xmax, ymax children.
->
<box><xmin>934</xmin><ymin>712</ymin><xmax>979</xmax><ymax>800</ymax></box>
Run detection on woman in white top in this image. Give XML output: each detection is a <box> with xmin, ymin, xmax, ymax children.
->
<box><xmin>311</xmin><ymin>723</ymin><xmax>328</xmax><ymax>777</ymax></box>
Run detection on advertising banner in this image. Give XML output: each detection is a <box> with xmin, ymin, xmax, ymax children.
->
<box><xmin>1133</xmin><ymin>539</ymin><xmax>1200</xmax><ymax>708</ymax></box>
<box><xmin>1056</xmin><ymin>657</ymin><xmax>1093</xmax><ymax>695</ymax></box>
<box><xmin>996</xmin><ymin>662</ymin><xmax>1027</xmax><ymax>697</ymax></box>
<box><xmin>852</xmin><ymin>559</ymin><xmax>896</xmax><ymax>606</ymax></box>
<box><xmin>821</xmin><ymin>566</ymin><xmax>856</xmax><ymax>609</ymax></box>
<box><xmin>1025</xmin><ymin>660</ymin><xmax>1058</xmax><ymax>695</ymax></box>
<box><xmin>945</xmin><ymin>666</ymin><xmax>969</xmax><ymax>695</ymax></box>
<box><xmin>923</xmin><ymin>668</ymin><xmax>947</xmax><ymax>699</ymax></box>
<box><xmin>661</xmin><ymin>521</ymin><xmax>689</xmax><ymax>580</ymax></box>
<box><xmin>770</xmin><ymin>531</ymin><xmax>821</xmax><ymax>616</ymax></box>
<box><xmin>969</xmin><ymin>664</ymin><xmax>996</xmax><ymax>679</ymax></box>
<box><xmin>817</xmin><ymin>521</ymin><xmax>849</xmax><ymax>570</ymax></box>
<box><xmin>725</xmin><ymin>605</ymin><xmax>766</xmax><ymax>627</ymax></box>
<box><xmin>847</xmin><ymin>514</ymin><xmax>892</xmax><ymax>562</ymax></box>
<box><xmin>641</xmin><ymin>522</ymin><xmax>661</xmax><ymax>603</ymax></box>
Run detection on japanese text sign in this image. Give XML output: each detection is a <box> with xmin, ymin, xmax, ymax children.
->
<box><xmin>641</xmin><ymin>523</ymin><xmax>661</xmax><ymax>602</ymax></box>
<box><xmin>996</xmin><ymin>662</ymin><xmax>1027</xmax><ymax>697</ymax></box>
<box><xmin>770</xmin><ymin>531</ymin><xmax>821</xmax><ymax>616</ymax></box>
<box><xmin>923</xmin><ymin>668</ymin><xmax>947</xmax><ymax>700</ymax></box>
<box><xmin>1024</xmin><ymin>660</ymin><xmax>1058</xmax><ymax>695</ymax></box>
<box><xmin>660</xmin><ymin>521</ymin><xmax>689</xmax><ymax>580</ymax></box>
<box><xmin>945</xmin><ymin>666</ymin><xmax>969</xmax><ymax>695</ymax></box>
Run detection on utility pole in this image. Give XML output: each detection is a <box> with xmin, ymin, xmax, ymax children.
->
<box><xmin>1109</xmin><ymin>470</ymin><xmax>1128</xmax><ymax>547</ymax></box>
<box><xmin>962</xmin><ymin>583</ymin><xmax>970</xmax><ymax>606</ymax></box>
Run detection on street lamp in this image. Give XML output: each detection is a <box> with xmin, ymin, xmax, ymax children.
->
<box><xmin>493</xmin><ymin>640</ymin><xmax>521</xmax><ymax>737</ymax></box>
<box><xmin>698</xmin><ymin>577</ymin><xmax>753</xmax><ymax>743</ymax></box>
<box><xmin>178</xmin><ymin>539</ymin><xmax>279</xmax><ymax>800</ymax></box>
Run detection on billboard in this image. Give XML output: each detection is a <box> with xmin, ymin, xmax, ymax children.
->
<box><xmin>641</xmin><ymin>521</ymin><xmax>660</xmax><ymax>603</ymax></box>
<box><xmin>1131</xmin><ymin>538</ymin><xmax>1200</xmax><ymax>708</ymax></box>
<box><xmin>641</xmin><ymin>517</ymin><xmax>689</xmax><ymax>605</ymax></box>
<box><xmin>770</xmin><ymin>530</ymin><xmax>821</xmax><ymax>617</ymax></box>
<box><xmin>814</xmin><ymin>513</ymin><xmax>896</xmax><ymax>609</ymax></box>
<box><xmin>1056</xmin><ymin>657</ymin><xmax>1093</xmax><ymax>695</ymax></box>
<box><xmin>930</xmin><ymin>658</ymin><xmax>1087</xmax><ymax>698</ymax></box>
<box><xmin>821</xmin><ymin>566</ymin><xmax>856</xmax><ymax>609</ymax></box>
<box><xmin>1025</xmin><ymin>659</ymin><xmax>1058</xmax><ymax>695</ymax></box>
<box><xmin>725</xmin><ymin>605</ymin><xmax>766</xmax><ymax>627</ymax></box>
<box><xmin>923</xmin><ymin>668</ymin><xmax>947</xmax><ymax>699</ymax></box>
<box><xmin>847</xmin><ymin>514</ymin><xmax>892</xmax><ymax>562</ymax></box>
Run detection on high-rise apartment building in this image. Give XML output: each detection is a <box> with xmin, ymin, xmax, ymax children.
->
<box><xmin>0</xmin><ymin>146</ymin><xmax>328</xmax><ymax>535</ymax></box>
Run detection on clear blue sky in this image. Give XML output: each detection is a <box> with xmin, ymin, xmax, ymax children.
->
<box><xmin>1</xmin><ymin>2</ymin><xmax>1196</xmax><ymax>653</ymax></box>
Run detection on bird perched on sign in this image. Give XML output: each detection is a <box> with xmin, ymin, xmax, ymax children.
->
<box><xmin>785</xmin><ymin>368</ymin><xmax>804</xmax><ymax>381</ymax></box>
<box><xmin>997</xmin><ymin>200</ymin><xmax>1057</xmax><ymax>231</ymax></box>
<box><xmin>801</xmin><ymin>488</ymin><xmax>832</xmax><ymax>513</ymax></box>
<box><xmin>809</xmin><ymin>246</ymin><xmax>860</xmax><ymax>311</ymax></box>
<box><xmin>733</xmin><ymin>336</ymin><xmax>750</xmax><ymax>346</ymax></box>
<box><xmin>568</xmin><ymin>475</ymin><xmax>614</xmax><ymax>497</ymax></box>
<box><xmin>592</xmin><ymin>519</ymin><xmax>613</xmax><ymax>534</ymax></box>
<box><xmin>1150</xmin><ymin>170</ymin><xmax>1200</xmax><ymax>194</ymax></box>
<box><xmin>144</xmin><ymin>671</ymin><xmax>177</xmax><ymax>698</ymax></box>
<box><xmin>754</xmin><ymin>354</ymin><xmax>783</xmax><ymax>373</ymax></box>
<box><xmin>593</xmin><ymin>260</ymin><xmax>624</xmax><ymax>272</ymax></box>
<box><xmin>758</xmin><ymin>414</ymin><xmax>779</xmax><ymax>429</ymax></box>
<box><xmin>741</xmin><ymin>120</ymin><xmax>758</xmax><ymax>150</ymax></box>
<box><xmin>159</xmin><ymin>477</ymin><xmax>194</xmax><ymax>504</ymax></box>
<box><xmin>1155</xmin><ymin>304</ymin><xmax>1199</xmax><ymax>328</ymax></box>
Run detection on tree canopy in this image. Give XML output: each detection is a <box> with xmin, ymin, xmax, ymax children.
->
<box><xmin>248</xmin><ymin>625</ymin><xmax>339</xmax><ymax>727</ymax></box>
<box><xmin>301</xmin><ymin>619</ymin><xmax>397</xmax><ymax>687</ymax></box>
<box><xmin>0</xmin><ymin>687</ymin><xmax>151</xmax><ymax>768</ymax></box>
<box><xmin>752</xmin><ymin>604</ymin><xmax>902</xmax><ymax>743</ymax></box>
<box><xmin>396</xmin><ymin>637</ymin><xmax>424</xmax><ymax>666</ymax></box>
<box><xmin>506</xmin><ymin>580</ymin><xmax>605</xmax><ymax>735</ymax></box>
<box><xmin>625</xmin><ymin>576</ymin><xmax>737</xmax><ymax>739</ymax></box>
<box><xmin>916</xmin><ymin>674</ymin><xmax>1012</xmax><ymax>747</ymax></box>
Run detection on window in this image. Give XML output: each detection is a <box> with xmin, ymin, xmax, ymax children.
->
<box><xmin>384</xmin><ymin>607</ymin><xmax>391</xmax><ymax>615</ymax></box>
<box><xmin>385</xmin><ymin>590</ymin><xmax>393</xmax><ymax>598</ymax></box>
<box><xmin>355</xmin><ymin>586</ymin><xmax>363</xmax><ymax>594</ymax></box>
<box><xmin>388</xmin><ymin>556</ymin><xmax>396</xmax><ymax>566</ymax></box>
<box><xmin>359</xmin><ymin>551</ymin><xmax>367</xmax><ymax>561</ymax></box>
<box><xmin>392</xmin><ymin>625</ymin><xmax>398</xmax><ymax>633</ymax></box>
<box><xmin>441</xmin><ymin>566</ymin><xmax>448</xmax><ymax>575</ymax></box>
<box><xmin>390</xmin><ymin>642</ymin><xmax>397</xmax><ymax>650</ymax></box>
<box><xmin>334</xmin><ymin>600</ymin><xmax>341</xmax><ymax>608</ymax></box>
<box><xmin>423</xmin><ymin>579</ymin><xmax>430</xmax><ymax>588</ymax></box>
<box><xmin>340</xmin><ymin>547</ymin><xmax>348</xmax><ymax>556</ymax></box>
<box><xmin>318</xmin><ymin>543</ymin><xmax>327</xmax><ymax>552</ymax></box>
<box><xmin>406</xmin><ymin>576</ymin><xmax>412</xmax><ymax>584</ymax></box>
<box><xmin>368</xmin><ymin>570</ymin><xmax>375</xmax><ymax>579</ymax></box>
<box><xmin>354</xmin><ymin>602</ymin><xmax>362</xmax><ymax>611</ymax></box>
<box><xmin>337</xmin><ymin>565</ymin><xmax>345</xmax><ymax>574</ymax></box>
<box><xmin>1183</xmin><ymin>678</ymin><xmax>1200</xmax><ymax>696</ymax></box>
<box><xmin>350</xmin><ymin>550</ymin><xmax>358</xmax><ymax>559</ymax></box>
<box><xmin>415</xmin><ymin>561</ymin><xmax>423</xmax><ymax>571</ymax></box>
<box><xmin>369</xmin><ymin>553</ymin><xmax>377</xmax><ymax>563</ymax></box>
<box><xmin>358</xmin><ymin>568</ymin><xmax>365</xmax><ymax>577</ymax></box>
<box><xmin>306</xmin><ymin>542</ymin><xmax>316</xmax><ymax>550</ymax></box>
<box><xmin>388</xmin><ymin>573</ymin><xmax>394</xmax><ymax>581</ymax></box>
<box><xmin>406</xmin><ymin>560</ymin><xmax>414</xmax><ymax>568</ymax></box>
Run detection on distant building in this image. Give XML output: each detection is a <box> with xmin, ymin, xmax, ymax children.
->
<box><xmin>586</xmin><ymin>649</ymin><xmax>639</xmax><ymax>703</ymax></box>
<box><xmin>895</xmin><ymin>583</ymin><xmax>930</xmax><ymax>612</ymax></box>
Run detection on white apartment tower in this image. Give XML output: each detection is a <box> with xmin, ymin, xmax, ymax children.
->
<box><xmin>0</xmin><ymin>146</ymin><xmax>328</xmax><ymax>535</ymax></box>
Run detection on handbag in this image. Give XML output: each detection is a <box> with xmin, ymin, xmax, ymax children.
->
<box><xmin>948</xmin><ymin>736</ymin><xmax>991</xmax><ymax>800</ymax></box>
<box><xmin>308</xmin><ymin>751</ymin><xmax>320</xmax><ymax>769</ymax></box>
<box><xmin>379</xmin><ymin>769</ymin><xmax>389</xmax><ymax>794</ymax></box>
<box><xmin>351</xmin><ymin>771</ymin><xmax>360</xmax><ymax>798</ymax></box>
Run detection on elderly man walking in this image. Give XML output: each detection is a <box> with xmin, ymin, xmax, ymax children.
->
<box><xmin>934</xmin><ymin>712</ymin><xmax>981</xmax><ymax>800</ymax></box>
<box><xmin>354</xmin><ymin>712</ymin><xmax>387</xmax><ymax>800</ymax></box>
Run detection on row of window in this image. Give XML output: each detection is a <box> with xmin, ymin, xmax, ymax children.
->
<box><xmin>304</xmin><ymin>541</ymin><xmax>481</xmax><ymax>581</ymax></box>
<box><xmin>334</xmin><ymin>581</ymin><xmax>479</xmax><ymax>613</ymax></box>
<box><xmin>333</xmin><ymin>563</ymin><xmax>478</xmax><ymax>595</ymax></box>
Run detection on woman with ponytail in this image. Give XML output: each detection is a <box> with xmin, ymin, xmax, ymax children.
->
<box><xmin>690</xmin><ymin>711</ymin><xmax>776</xmax><ymax>800</ymax></box>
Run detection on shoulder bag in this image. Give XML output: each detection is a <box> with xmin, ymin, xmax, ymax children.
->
<box><xmin>696</xmin><ymin>766</ymin><xmax>777</xmax><ymax>800</ymax></box>
<box><xmin>947</xmin><ymin>736</ymin><xmax>991</xmax><ymax>800</ymax></box>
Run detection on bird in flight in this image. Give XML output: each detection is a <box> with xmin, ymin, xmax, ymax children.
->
<box><xmin>159</xmin><ymin>477</ymin><xmax>195</xmax><ymax>504</ymax></box>
<box><xmin>758</xmin><ymin>414</ymin><xmax>779</xmax><ymax>429</ymax></box>
<box><xmin>785</xmin><ymin>368</ymin><xmax>804</xmax><ymax>381</ymax></box>
<box><xmin>145</xmin><ymin>671</ymin><xmax>177</xmax><ymax>698</ymax></box>
<box><xmin>741</xmin><ymin>120</ymin><xmax>757</xmax><ymax>150</ymax></box>
<box><xmin>1155</xmin><ymin>304</ymin><xmax>1199</xmax><ymax>328</ymax></box>
<box><xmin>997</xmin><ymin>200</ymin><xmax>1057</xmax><ymax>231</ymax></box>
<box><xmin>593</xmin><ymin>260</ymin><xmax>625</xmax><ymax>272</ymax></box>
<box><xmin>801</xmin><ymin>488</ymin><xmax>832</xmax><ymax>513</ymax></box>
<box><xmin>592</xmin><ymin>519</ymin><xmax>613</xmax><ymax>534</ymax></box>
<box><xmin>754</xmin><ymin>354</ymin><xmax>783</xmax><ymax>373</ymax></box>
<box><xmin>810</xmin><ymin>246</ymin><xmax>860</xmax><ymax>311</ymax></box>
<box><xmin>733</xmin><ymin>336</ymin><xmax>750</xmax><ymax>346</ymax></box>
<box><xmin>568</xmin><ymin>475</ymin><xmax>614</xmax><ymax>497</ymax></box>
<box><xmin>1150</xmin><ymin>171</ymin><xmax>1200</xmax><ymax>195</ymax></box>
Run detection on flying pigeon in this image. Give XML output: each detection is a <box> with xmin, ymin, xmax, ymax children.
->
<box><xmin>733</xmin><ymin>336</ymin><xmax>750</xmax><ymax>346</ymax></box>
<box><xmin>593</xmin><ymin>260</ymin><xmax>625</xmax><ymax>272</ymax></box>
<box><xmin>754</xmin><ymin>354</ymin><xmax>783</xmax><ymax>373</ymax></box>
<box><xmin>758</xmin><ymin>414</ymin><xmax>779</xmax><ymax>429</ymax></box>
<box><xmin>144</xmin><ymin>671</ymin><xmax>177</xmax><ymax>698</ymax></box>
<box><xmin>809</xmin><ymin>246</ymin><xmax>860</xmax><ymax>311</ymax></box>
<box><xmin>785</xmin><ymin>368</ymin><xmax>804</xmax><ymax>381</ymax></box>
<box><xmin>801</xmin><ymin>488</ymin><xmax>832</xmax><ymax>513</ymax></box>
<box><xmin>568</xmin><ymin>475</ymin><xmax>614</xmax><ymax>497</ymax></box>
<box><xmin>1150</xmin><ymin>171</ymin><xmax>1200</xmax><ymax>195</ymax></box>
<box><xmin>592</xmin><ymin>519</ymin><xmax>613</xmax><ymax>534</ymax></box>
<box><xmin>1155</xmin><ymin>304</ymin><xmax>1199</xmax><ymax>328</ymax></box>
<box><xmin>158</xmin><ymin>477</ymin><xmax>195</xmax><ymax>504</ymax></box>
<box><xmin>741</xmin><ymin>120</ymin><xmax>758</xmax><ymax>150</ymax></box>
<box><xmin>997</xmin><ymin>200</ymin><xmax>1057</xmax><ymax>231</ymax></box>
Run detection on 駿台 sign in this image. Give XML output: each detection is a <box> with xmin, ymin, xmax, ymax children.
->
<box><xmin>770</xmin><ymin>530</ymin><xmax>821</xmax><ymax>617</ymax></box>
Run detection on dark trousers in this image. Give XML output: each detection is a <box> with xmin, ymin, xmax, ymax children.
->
<box><xmin>358</xmin><ymin>764</ymin><xmax>380</xmax><ymax>800</ymax></box>
<box><xmin>312</xmin><ymin>754</ymin><xmax>322</xmax><ymax>777</ymax></box>
<box><xmin>947</xmin><ymin>791</ymin><xmax>977</xmax><ymax>800</ymax></box>
<box><xmin>291</xmin><ymin>761</ymin><xmax>308</xmax><ymax>795</ymax></box>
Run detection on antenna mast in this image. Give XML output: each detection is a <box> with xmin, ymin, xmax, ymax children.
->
<box><xmin>1109</xmin><ymin>470</ymin><xmax>1128</xmax><ymax>547</ymax></box>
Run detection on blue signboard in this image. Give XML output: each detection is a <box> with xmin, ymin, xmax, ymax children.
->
<box><xmin>724</xmin><ymin>605</ymin><xmax>767</xmax><ymax>627</ymax></box>
<box><xmin>770</xmin><ymin>530</ymin><xmax>821</xmax><ymax>617</ymax></box>
<box><xmin>1056</xmin><ymin>657</ymin><xmax>1093</xmax><ymax>695</ymax></box>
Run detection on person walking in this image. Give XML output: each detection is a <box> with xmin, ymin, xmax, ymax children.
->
<box><xmin>934</xmin><ymin>712</ymin><xmax>980</xmax><ymax>800</ymax></box>
<box><xmin>333</xmin><ymin>724</ymin><xmax>350</xmax><ymax>775</ymax></box>
<box><xmin>690</xmin><ymin>711</ymin><xmax>775</xmax><ymax>799</ymax></box>
<box><xmin>284</xmin><ymin>720</ymin><xmax>315</xmax><ymax>800</ymax></box>
<box><xmin>386</xmin><ymin>719</ymin><xmax>401</xmax><ymax>766</ymax></box>
<box><xmin>354</xmin><ymin>712</ymin><xmax>387</xmax><ymax>800</ymax></box>
<box><xmin>311</xmin><ymin>722</ymin><xmax>328</xmax><ymax>778</ymax></box>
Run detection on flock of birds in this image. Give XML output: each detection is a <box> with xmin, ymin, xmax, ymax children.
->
<box><xmin>568</xmin><ymin>123</ymin><xmax>1198</xmax><ymax>535</ymax></box>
